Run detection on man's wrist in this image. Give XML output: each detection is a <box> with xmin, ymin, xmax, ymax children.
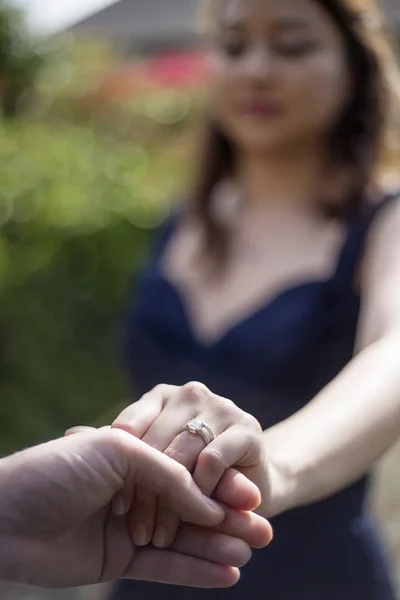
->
<box><xmin>0</xmin><ymin>458</ymin><xmax>13</xmax><ymax>582</ymax></box>
<box><xmin>0</xmin><ymin>456</ymin><xmax>28</xmax><ymax>584</ymax></box>
<box><xmin>0</xmin><ymin>536</ymin><xmax>19</xmax><ymax>583</ymax></box>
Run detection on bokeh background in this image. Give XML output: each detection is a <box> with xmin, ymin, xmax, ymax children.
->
<box><xmin>0</xmin><ymin>0</ymin><xmax>209</xmax><ymax>455</ymax></box>
<box><xmin>0</xmin><ymin>0</ymin><xmax>399</xmax><ymax>597</ymax></box>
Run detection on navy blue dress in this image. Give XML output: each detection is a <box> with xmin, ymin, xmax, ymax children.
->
<box><xmin>111</xmin><ymin>197</ymin><xmax>398</xmax><ymax>600</ymax></box>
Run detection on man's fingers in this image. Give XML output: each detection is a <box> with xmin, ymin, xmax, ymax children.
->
<box><xmin>130</xmin><ymin>487</ymin><xmax>157</xmax><ymax>546</ymax></box>
<box><xmin>171</xmin><ymin>523</ymin><xmax>251</xmax><ymax>567</ymax></box>
<box><xmin>110</xmin><ymin>430</ymin><xmax>225</xmax><ymax>527</ymax></box>
<box><xmin>127</xmin><ymin>548</ymin><xmax>240</xmax><ymax>588</ymax></box>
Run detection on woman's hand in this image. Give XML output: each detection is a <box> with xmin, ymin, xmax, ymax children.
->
<box><xmin>111</xmin><ymin>382</ymin><xmax>266</xmax><ymax>549</ymax></box>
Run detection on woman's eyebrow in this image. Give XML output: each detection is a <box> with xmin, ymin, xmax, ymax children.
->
<box><xmin>219</xmin><ymin>15</ymin><xmax>313</xmax><ymax>33</ymax></box>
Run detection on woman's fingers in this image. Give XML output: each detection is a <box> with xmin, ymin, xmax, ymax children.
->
<box><xmin>146</xmin><ymin>419</ymin><xmax>206</xmax><ymax>549</ymax></box>
<box><xmin>193</xmin><ymin>425</ymin><xmax>263</xmax><ymax>497</ymax></box>
<box><xmin>127</xmin><ymin>402</ymin><xmax>199</xmax><ymax>549</ymax></box>
<box><xmin>114</xmin><ymin>386</ymin><xmax>195</xmax><ymax>550</ymax></box>
<box><xmin>71</xmin><ymin>387</ymin><xmax>265</xmax><ymax>553</ymax></box>
<box><xmin>128</xmin><ymin>520</ymin><xmax>254</xmax><ymax>587</ymax></box>
<box><xmin>127</xmin><ymin>512</ymin><xmax>273</xmax><ymax>588</ymax></box>
<box><xmin>127</xmin><ymin>548</ymin><xmax>240</xmax><ymax>588</ymax></box>
<box><xmin>141</xmin><ymin>405</ymin><xmax>198</xmax><ymax>451</ymax></box>
<box><xmin>144</xmin><ymin>392</ymin><xmax>231</xmax><ymax>548</ymax></box>
<box><xmin>124</xmin><ymin>386</ymin><xmax>225</xmax><ymax>550</ymax></box>
<box><xmin>150</xmin><ymin>427</ymin><xmax>260</xmax><ymax>548</ymax></box>
<box><xmin>210</xmin><ymin>505</ymin><xmax>273</xmax><ymax>549</ymax></box>
<box><xmin>113</xmin><ymin>387</ymin><xmax>185</xmax><ymax>548</ymax></box>
<box><xmin>172</xmin><ymin>524</ymin><xmax>251</xmax><ymax>567</ymax></box>
<box><xmin>112</xmin><ymin>385</ymin><xmax>177</xmax><ymax>438</ymax></box>
<box><xmin>112</xmin><ymin>430</ymin><xmax>225</xmax><ymax>527</ymax></box>
<box><xmin>214</xmin><ymin>468</ymin><xmax>261</xmax><ymax>511</ymax></box>
<box><xmin>148</xmin><ymin>418</ymin><xmax>228</xmax><ymax>548</ymax></box>
<box><xmin>65</xmin><ymin>425</ymin><xmax>102</xmax><ymax>436</ymax></box>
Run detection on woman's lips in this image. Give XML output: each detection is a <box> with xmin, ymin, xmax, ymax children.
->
<box><xmin>238</xmin><ymin>100</ymin><xmax>283</xmax><ymax>118</ymax></box>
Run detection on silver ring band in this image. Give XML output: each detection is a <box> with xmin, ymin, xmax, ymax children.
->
<box><xmin>179</xmin><ymin>418</ymin><xmax>216</xmax><ymax>445</ymax></box>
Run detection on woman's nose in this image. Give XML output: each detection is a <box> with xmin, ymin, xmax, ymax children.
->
<box><xmin>241</xmin><ymin>45</ymin><xmax>276</xmax><ymax>82</ymax></box>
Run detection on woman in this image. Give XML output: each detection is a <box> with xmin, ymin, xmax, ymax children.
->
<box><xmin>110</xmin><ymin>0</ymin><xmax>400</xmax><ymax>598</ymax></box>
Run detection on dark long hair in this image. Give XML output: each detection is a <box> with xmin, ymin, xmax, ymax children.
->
<box><xmin>189</xmin><ymin>0</ymin><xmax>398</xmax><ymax>268</ymax></box>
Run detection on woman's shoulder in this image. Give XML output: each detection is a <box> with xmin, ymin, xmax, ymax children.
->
<box><xmin>358</xmin><ymin>186</ymin><xmax>400</xmax><ymax>315</ymax></box>
<box><xmin>364</xmin><ymin>186</ymin><xmax>400</xmax><ymax>247</ymax></box>
<box><xmin>351</xmin><ymin>186</ymin><xmax>400</xmax><ymax>349</ymax></box>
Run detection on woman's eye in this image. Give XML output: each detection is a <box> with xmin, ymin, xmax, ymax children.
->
<box><xmin>220</xmin><ymin>39</ymin><xmax>246</xmax><ymax>58</ymax></box>
<box><xmin>273</xmin><ymin>41</ymin><xmax>316</xmax><ymax>57</ymax></box>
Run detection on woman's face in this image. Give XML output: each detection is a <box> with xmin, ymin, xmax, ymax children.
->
<box><xmin>209</xmin><ymin>0</ymin><xmax>352</xmax><ymax>154</ymax></box>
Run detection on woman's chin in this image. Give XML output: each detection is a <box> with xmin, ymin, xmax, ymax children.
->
<box><xmin>235</xmin><ymin>135</ymin><xmax>293</xmax><ymax>156</ymax></box>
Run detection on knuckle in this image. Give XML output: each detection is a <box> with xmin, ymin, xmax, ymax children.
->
<box><xmin>241</xmin><ymin>411</ymin><xmax>263</xmax><ymax>432</ymax></box>
<box><xmin>238</xmin><ymin>426</ymin><xmax>265</xmax><ymax>461</ymax></box>
<box><xmin>183</xmin><ymin>381</ymin><xmax>211</xmax><ymax>401</ymax></box>
<box><xmin>107</xmin><ymin>427</ymin><xmax>133</xmax><ymax>450</ymax></box>
<box><xmin>152</xmin><ymin>383</ymin><xmax>169</xmax><ymax>396</ymax></box>
<box><xmin>212</xmin><ymin>397</ymin><xmax>237</xmax><ymax>421</ymax></box>
<box><xmin>220</xmin><ymin>395</ymin><xmax>243</xmax><ymax>417</ymax></box>
<box><xmin>200</xmin><ymin>448</ymin><xmax>226</xmax><ymax>474</ymax></box>
<box><xmin>102</xmin><ymin>428</ymin><xmax>138</xmax><ymax>472</ymax></box>
<box><xmin>219</xmin><ymin>400</ymin><xmax>241</xmax><ymax>423</ymax></box>
<box><xmin>242</xmin><ymin>423</ymin><xmax>263</xmax><ymax>446</ymax></box>
<box><xmin>223</xmin><ymin>397</ymin><xmax>238</xmax><ymax>412</ymax></box>
<box><xmin>230</xmin><ymin>426</ymin><xmax>258</xmax><ymax>455</ymax></box>
<box><xmin>172</xmin><ymin>460</ymin><xmax>192</xmax><ymax>485</ymax></box>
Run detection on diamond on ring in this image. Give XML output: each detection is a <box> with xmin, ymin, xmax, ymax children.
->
<box><xmin>180</xmin><ymin>418</ymin><xmax>216</xmax><ymax>445</ymax></box>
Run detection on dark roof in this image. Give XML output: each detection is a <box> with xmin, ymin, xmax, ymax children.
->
<box><xmin>68</xmin><ymin>0</ymin><xmax>400</xmax><ymax>51</ymax></box>
<box><xmin>380</xmin><ymin>0</ymin><xmax>400</xmax><ymax>22</ymax></box>
<box><xmin>69</xmin><ymin>0</ymin><xmax>200</xmax><ymax>52</ymax></box>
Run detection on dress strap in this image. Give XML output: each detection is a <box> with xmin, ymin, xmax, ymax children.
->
<box><xmin>333</xmin><ymin>190</ymin><xmax>400</xmax><ymax>287</ymax></box>
<box><xmin>148</xmin><ymin>210</ymin><xmax>180</xmax><ymax>261</ymax></box>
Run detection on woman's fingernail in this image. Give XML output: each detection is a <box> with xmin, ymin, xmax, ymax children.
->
<box><xmin>65</xmin><ymin>426</ymin><xmax>92</xmax><ymax>436</ymax></box>
<box><xmin>153</xmin><ymin>526</ymin><xmax>167</xmax><ymax>548</ymax></box>
<box><xmin>132</xmin><ymin>524</ymin><xmax>149</xmax><ymax>547</ymax></box>
<box><xmin>112</xmin><ymin>494</ymin><xmax>127</xmax><ymax>517</ymax></box>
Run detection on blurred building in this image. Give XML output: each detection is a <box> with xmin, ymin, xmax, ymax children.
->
<box><xmin>381</xmin><ymin>0</ymin><xmax>400</xmax><ymax>25</ymax></box>
<box><xmin>67</xmin><ymin>0</ymin><xmax>400</xmax><ymax>56</ymax></box>
<box><xmin>68</xmin><ymin>0</ymin><xmax>201</xmax><ymax>56</ymax></box>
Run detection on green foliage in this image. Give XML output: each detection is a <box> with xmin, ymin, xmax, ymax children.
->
<box><xmin>0</xmin><ymin>7</ymin><xmax>200</xmax><ymax>454</ymax></box>
<box><xmin>0</xmin><ymin>119</ymin><xmax>186</xmax><ymax>454</ymax></box>
<box><xmin>0</xmin><ymin>2</ymin><xmax>47</xmax><ymax>118</ymax></box>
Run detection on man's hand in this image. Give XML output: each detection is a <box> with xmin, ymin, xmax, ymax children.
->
<box><xmin>0</xmin><ymin>429</ymin><xmax>272</xmax><ymax>589</ymax></box>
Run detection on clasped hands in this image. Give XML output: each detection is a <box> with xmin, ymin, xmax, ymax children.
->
<box><xmin>0</xmin><ymin>382</ymin><xmax>272</xmax><ymax>590</ymax></box>
<box><xmin>70</xmin><ymin>382</ymin><xmax>272</xmax><ymax>585</ymax></box>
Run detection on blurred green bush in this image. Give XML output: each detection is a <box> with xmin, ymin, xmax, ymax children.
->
<box><xmin>0</xmin><ymin>118</ymin><xmax>189</xmax><ymax>454</ymax></box>
<box><xmin>0</xmin><ymin>1</ymin><xmax>207</xmax><ymax>454</ymax></box>
<box><xmin>0</xmin><ymin>1</ymin><xmax>48</xmax><ymax>118</ymax></box>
